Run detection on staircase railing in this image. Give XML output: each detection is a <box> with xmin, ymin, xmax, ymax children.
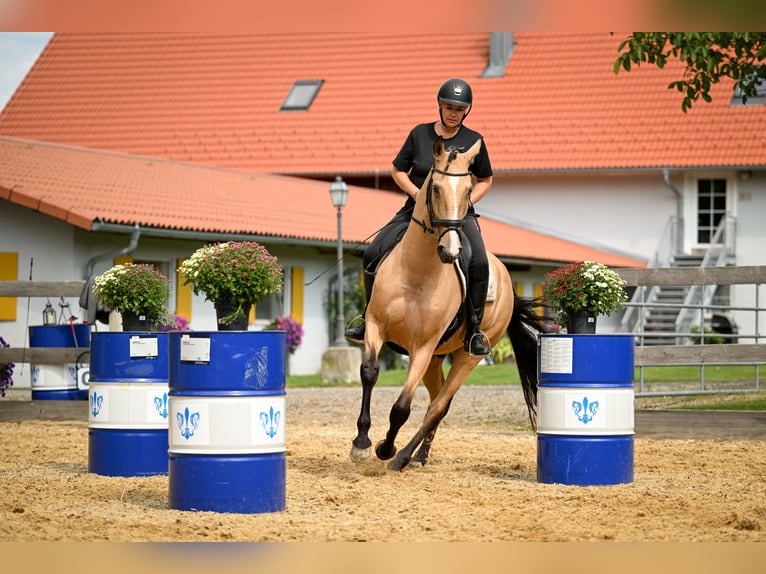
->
<box><xmin>675</xmin><ymin>214</ymin><xmax>737</xmax><ymax>342</ymax></box>
<box><xmin>620</xmin><ymin>215</ymin><xmax>678</xmax><ymax>334</ymax></box>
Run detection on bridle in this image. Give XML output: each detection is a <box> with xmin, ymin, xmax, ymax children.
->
<box><xmin>411</xmin><ymin>164</ymin><xmax>472</xmax><ymax>240</ymax></box>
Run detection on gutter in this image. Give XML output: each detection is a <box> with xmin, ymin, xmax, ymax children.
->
<box><xmin>84</xmin><ymin>223</ymin><xmax>141</xmax><ymax>278</ymax></box>
<box><xmin>89</xmin><ymin>221</ymin><xmax>342</xmax><ymax>250</ymax></box>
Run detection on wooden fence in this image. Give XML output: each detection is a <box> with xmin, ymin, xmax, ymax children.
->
<box><xmin>614</xmin><ymin>265</ymin><xmax>766</xmax><ymax>369</ymax></box>
<box><xmin>1</xmin><ymin>270</ymin><xmax>765</xmax><ymax>392</ymax></box>
<box><xmin>0</xmin><ymin>280</ymin><xmax>87</xmax><ymax>364</ymax></box>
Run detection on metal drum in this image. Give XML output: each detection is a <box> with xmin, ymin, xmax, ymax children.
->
<box><xmin>167</xmin><ymin>331</ymin><xmax>286</xmax><ymax>514</ymax></box>
<box><xmin>88</xmin><ymin>332</ymin><xmax>170</xmax><ymax>476</ymax></box>
<box><xmin>29</xmin><ymin>324</ymin><xmax>91</xmax><ymax>400</ymax></box>
<box><xmin>536</xmin><ymin>334</ymin><xmax>635</xmax><ymax>485</ymax></box>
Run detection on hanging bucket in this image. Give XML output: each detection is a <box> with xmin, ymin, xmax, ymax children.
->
<box><xmin>29</xmin><ymin>324</ymin><xmax>91</xmax><ymax>400</ymax></box>
<box><xmin>167</xmin><ymin>331</ymin><xmax>286</xmax><ymax>514</ymax></box>
<box><xmin>536</xmin><ymin>334</ymin><xmax>635</xmax><ymax>486</ymax></box>
<box><xmin>88</xmin><ymin>332</ymin><xmax>169</xmax><ymax>476</ymax></box>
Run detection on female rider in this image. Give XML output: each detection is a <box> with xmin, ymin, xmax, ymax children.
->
<box><xmin>345</xmin><ymin>77</ymin><xmax>493</xmax><ymax>357</ymax></box>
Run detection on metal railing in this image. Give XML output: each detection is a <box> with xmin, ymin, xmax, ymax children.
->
<box><xmin>615</xmin><ymin>265</ymin><xmax>765</xmax><ymax>397</ymax></box>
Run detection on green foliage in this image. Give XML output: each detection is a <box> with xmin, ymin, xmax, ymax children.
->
<box><xmin>93</xmin><ymin>263</ymin><xmax>170</xmax><ymax>325</ymax></box>
<box><xmin>689</xmin><ymin>326</ymin><xmax>725</xmax><ymax>345</ymax></box>
<box><xmin>179</xmin><ymin>241</ymin><xmax>283</xmax><ymax>323</ymax></box>
<box><xmin>491</xmin><ymin>333</ymin><xmax>514</xmax><ymax>364</ymax></box>
<box><xmin>542</xmin><ymin>260</ymin><xmax>628</xmax><ymax>325</ymax></box>
<box><xmin>614</xmin><ymin>32</ymin><xmax>766</xmax><ymax>112</ymax></box>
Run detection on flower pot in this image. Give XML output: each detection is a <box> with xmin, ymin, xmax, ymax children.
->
<box><xmin>121</xmin><ymin>311</ymin><xmax>150</xmax><ymax>332</ymax></box>
<box><xmin>567</xmin><ymin>309</ymin><xmax>596</xmax><ymax>334</ymax></box>
<box><xmin>214</xmin><ymin>301</ymin><xmax>251</xmax><ymax>331</ymax></box>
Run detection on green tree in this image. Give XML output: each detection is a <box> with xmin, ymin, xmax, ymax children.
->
<box><xmin>614</xmin><ymin>32</ymin><xmax>766</xmax><ymax>112</ymax></box>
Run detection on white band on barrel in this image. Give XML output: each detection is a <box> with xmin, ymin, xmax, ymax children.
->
<box><xmin>537</xmin><ymin>387</ymin><xmax>634</xmax><ymax>436</ymax></box>
<box><xmin>168</xmin><ymin>395</ymin><xmax>286</xmax><ymax>455</ymax></box>
<box><xmin>88</xmin><ymin>381</ymin><xmax>170</xmax><ymax>429</ymax></box>
<box><xmin>31</xmin><ymin>364</ymin><xmax>84</xmax><ymax>391</ymax></box>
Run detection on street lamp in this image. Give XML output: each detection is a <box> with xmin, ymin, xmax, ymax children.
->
<box><xmin>329</xmin><ymin>176</ymin><xmax>349</xmax><ymax>346</ymax></box>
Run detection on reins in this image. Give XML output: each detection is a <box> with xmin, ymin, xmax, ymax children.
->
<box><xmin>411</xmin><ymin>164</ymin><xmax>471</xmax><ymax>239</ymax></box>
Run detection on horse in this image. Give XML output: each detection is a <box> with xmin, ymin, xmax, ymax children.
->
<box><xmin>350</xmin><ymin>135</ymin><xmax>548</xmax><ymax>472</ymax></box>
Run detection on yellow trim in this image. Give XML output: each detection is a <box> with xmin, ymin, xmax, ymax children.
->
<box><xmin>533</xmin><ymin>283</ymin><xmax>544</xmax><ymax>315</ymax></box>
<box><xmin>514</xmin><ymin>280</ymin><xmax>525</xmax><ymax>297</ymax></box>
<box><xmin>291</xmin><ymin>267</ymin><xmax>304</xmax><ymax>323</ymax></box>
<box><xmin>114</xmin><ymin>255</ymin><xmax>133</xmax><ymax>265</ymax></box>
<box><xmin>0</xmin><ymin>252</ymin><xmax>18</xmax><ymax>321</ymax></box>
<box><xmin>176</xmin><ymin>258</ymin><xmax>192</xmax><ymax>322</ymax></box>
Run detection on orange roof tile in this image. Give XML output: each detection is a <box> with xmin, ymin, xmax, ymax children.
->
<box><xmin>1</xmin><ymin>32</ymin><xmax>764</xmax><ymax>174</ymax></box>
<box><xmin>0</xmin><ymin>136</ymin><xmax>644</xmax><ymax>268</ymax></box>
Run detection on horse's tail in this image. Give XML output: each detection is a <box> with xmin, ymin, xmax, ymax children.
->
<box><xmin>507</xmin><ymin>295</ymin><xmax>550</xmax><ymax>431</ymax></box>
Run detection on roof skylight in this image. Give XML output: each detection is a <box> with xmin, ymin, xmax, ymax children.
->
<box><xmin>281</xmin><ymin>80</ymin><xmax>323</xmax><ymax>111</ymax></box>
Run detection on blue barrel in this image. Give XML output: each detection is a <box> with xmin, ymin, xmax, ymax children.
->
<box><xmin>167</xmin><ymin>331</ymin><xmax>286</xmax><ymax>514</ymax></box>
<box><xmin>29</xmin><ymin>324</ymin><xmax>91</xmax><ymax>400</ymax></box>
<box><xmin>88</xmin><ymin>332</ymin><xmax>169</xmax><ymax>477</ymax></box>
<box><xmin>536</xmin><ymin>334</ymin><xmax>635</xmax><ymax>486</ymax></box>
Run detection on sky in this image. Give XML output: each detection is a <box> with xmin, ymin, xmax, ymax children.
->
<box><xmin>0</xmin><ymin>32</ymin><xmax>53</xmax><ymax>110</ymax></box>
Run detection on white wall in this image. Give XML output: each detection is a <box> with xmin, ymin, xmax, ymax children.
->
<box><xmin>1</xmin><ymin>202</ymin><xmax>349</xmax><ymax>382</ymax></box>
<box><xmin>478</xmin><ymin>172</ymin><xmax>677</xmax><ymax>262</ymax></box>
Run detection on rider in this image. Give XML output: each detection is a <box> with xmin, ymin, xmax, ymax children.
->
<box><xmin>345</xmin><ymin>78</ymin><xmax>494</xmax><ymax>356</ymax></box>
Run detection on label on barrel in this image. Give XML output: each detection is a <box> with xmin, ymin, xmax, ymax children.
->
<box><xmin>179</xmin><ymin>335</ymin><xmax>211</xmax><ymax>363</ymax></box>
<box><xmin>540</xmin><ymin>337</ymin><xmax>573</xmax><ymax>374</ymax></box>
<box><xmin>129</xmin><ymin>336</ymin><xmax>159</xmax><ymax>358</ymax></box>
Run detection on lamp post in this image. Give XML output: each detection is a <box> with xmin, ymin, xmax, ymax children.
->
<box><xmin>329</xmin><ymin>176</ymin><xmax>349</xmax><ymax>347</ymax></box>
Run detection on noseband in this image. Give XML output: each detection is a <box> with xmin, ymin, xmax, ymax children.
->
<box><xmin>411</xmin><ymin>165</ymin><xmax>471</xmax><ymax>239</ymax></box>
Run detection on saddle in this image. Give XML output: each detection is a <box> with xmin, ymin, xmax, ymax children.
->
<box><xmin>375</xmin><ymin>228</ymin><xmax>495</xmax><ymax>357</ymax></box>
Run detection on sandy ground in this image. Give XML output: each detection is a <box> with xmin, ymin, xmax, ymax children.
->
<box><xmin>0</xmin><ymin>386</ymin><xmax>764</xmax><ymax>542</ymax></box>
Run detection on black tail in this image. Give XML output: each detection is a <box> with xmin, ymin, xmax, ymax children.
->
<box><xmin>507</xmin><ymin>296</ymin><xmax>550</xmax><ymax>430</ymax></box>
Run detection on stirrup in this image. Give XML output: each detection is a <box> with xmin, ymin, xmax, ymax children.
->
<box><xmin>465</xmin><ymin>331</ymin><xmax>491</xmax><ymax>357</ymax></box>
<box><xmin>344</xmin><ymin>315</ymin><xmax>366</xmax><ymax>343</ymax></box>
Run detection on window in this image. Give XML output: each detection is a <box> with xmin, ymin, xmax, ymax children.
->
<box><xmin>280</xmin><ymin>80</ymin><xmax>323</xmax><ymax>111</ymax></box>
<box><xmin>730</xmin><ymin>75</ymin><xmax>765</xmax><ymax>107</ymax></box>
<box><xmin>696</xmin><ymin>178</ymin><xmax>727</xmax><ymax>244</ymax></box>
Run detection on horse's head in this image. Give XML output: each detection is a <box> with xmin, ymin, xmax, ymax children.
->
<box><xmin>426</xmin><ymin>136</ymin><xmax>482</xmax><ymax>264</ymax></box>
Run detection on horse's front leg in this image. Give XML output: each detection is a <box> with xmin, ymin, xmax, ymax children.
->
<box><xmin>374</xmin><ymin>348</ymin><xmax>433</xmax><ymax>461</ymax></box>
<box><xmin>350</xmin><ymin>347</ymin><xmax>379</xmax><ymax>462</ymax></box>
<box><xmin>411</xmin><ymin>355</ymin><xmax>449</xmax><ymax>466</ymax></box>
<box><xmin>389</xmin><ymin>352</ymin><xmax>480</xmax><ymax>471</ymax></box>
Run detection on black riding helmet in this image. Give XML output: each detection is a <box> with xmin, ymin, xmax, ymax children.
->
<box><xmin>437</xmin><ymin>78</ymin><xmax>472</xmax><ymax>126</ymax></box>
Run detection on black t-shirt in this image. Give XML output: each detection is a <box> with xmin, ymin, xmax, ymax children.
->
<box><xmin>392</xmin><ymin>122</ymin><xmax>493</xmax><ymax>209</ymax></box>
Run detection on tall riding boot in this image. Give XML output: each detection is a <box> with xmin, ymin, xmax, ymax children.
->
<box><xmin>344</xmin><ymin>271</ymin><xmax>374</xmax><ymax>343</ymax></box>
<box><xmin>464</xmin><ymin>276</ymin><xmax>491</xmax><ymax>356</ymax></box>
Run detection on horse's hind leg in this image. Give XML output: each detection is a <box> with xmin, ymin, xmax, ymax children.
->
<box><xmin>350</xmin><ymin>346</ymin><xmax>380</xmax><ymax>463</ymax></box>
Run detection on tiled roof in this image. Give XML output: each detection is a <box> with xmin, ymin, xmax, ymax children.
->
<box><xmin>1</xmin><ymin>32</ymin><xmax>764</xmax><ymax>175</ymax></box>
<box><xmin>0</xmin><ymin>136</ymin><xmax>644</xmax><ymax>267</ymax></box>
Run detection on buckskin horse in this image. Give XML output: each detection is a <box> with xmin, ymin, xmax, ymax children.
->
<box><xmin>350</xmin><ymin>136</ymin><xmax>547</xmax><ymax>471</ymax></box>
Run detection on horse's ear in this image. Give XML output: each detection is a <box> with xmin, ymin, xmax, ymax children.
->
<box><xmin>466</xmin><ymin>137</ymin><xmax>483</xmax><ymax>163</ymax></box>
<box><xmin>433</xmin><ymin>135</ymin><xmax>445</xmax><ymax>158</ymax></box>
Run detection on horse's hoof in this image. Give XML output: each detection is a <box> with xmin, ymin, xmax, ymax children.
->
<box><xmin>349</xmin><ymin>445</ymin><xmax>372</xmax><ymax>463</ymax></box>
<box><xmin>375</xmin><ymin>440</ymin><xmax>396</xmax><ymax>461</ymax></box>
<box><xmin>387</xmin><ymin>455</ymin><xmax>408</xmax><ymax>472</ymax></box>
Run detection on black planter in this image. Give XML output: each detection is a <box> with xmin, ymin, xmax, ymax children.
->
<box><xmin>214</xmin><ymin>301</ymin><xmax>252</xmax><ymax>331</ymax></box>
<box><xmin>121</xmin><ymin>310</ymin><xmax>149</xmax><ymax>331</ymax></box>
<box><xmin>567</xmin><ymin>309</ymin><xmax>596</xmax><ymax>334</ymax></box>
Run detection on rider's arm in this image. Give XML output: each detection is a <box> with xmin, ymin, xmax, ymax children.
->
<box><xmin>469</xmin><ymin>175</ymin><xmax>493</xmax><ymax>204</ymax></box>
<box><xmin>392</xmin><ymin>166</ymin><xmax>421</xmax><ymax>200</ymax></box>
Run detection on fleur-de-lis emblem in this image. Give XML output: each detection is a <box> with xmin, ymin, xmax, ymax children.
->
<box><xmin>153</xmin><ymin>392</ymin><xmax>169</xmax><ymax>419</ymax></box>
<box><xmin>572</xmin><ymin>396</ymin><xmax>599</xmax><ymax>424</ymax></box>
<box><xmin>90</xmin><ymin>392</ymin><xmax>103</xmax><ymax>417</ymax></box>
<box><xmin>176</xmin><ymin>406</ymin><xmax>200</xmax><ymax>439</ymax></box>
<box><xmin>31</xmin><ymin>366</ymin><xmax>40</xmax><ymax>384</ymax></box>
<box><xmin>260</xmin><ymin>406</ymin><xmax>281</xmax><ymax>439</ymax></box>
